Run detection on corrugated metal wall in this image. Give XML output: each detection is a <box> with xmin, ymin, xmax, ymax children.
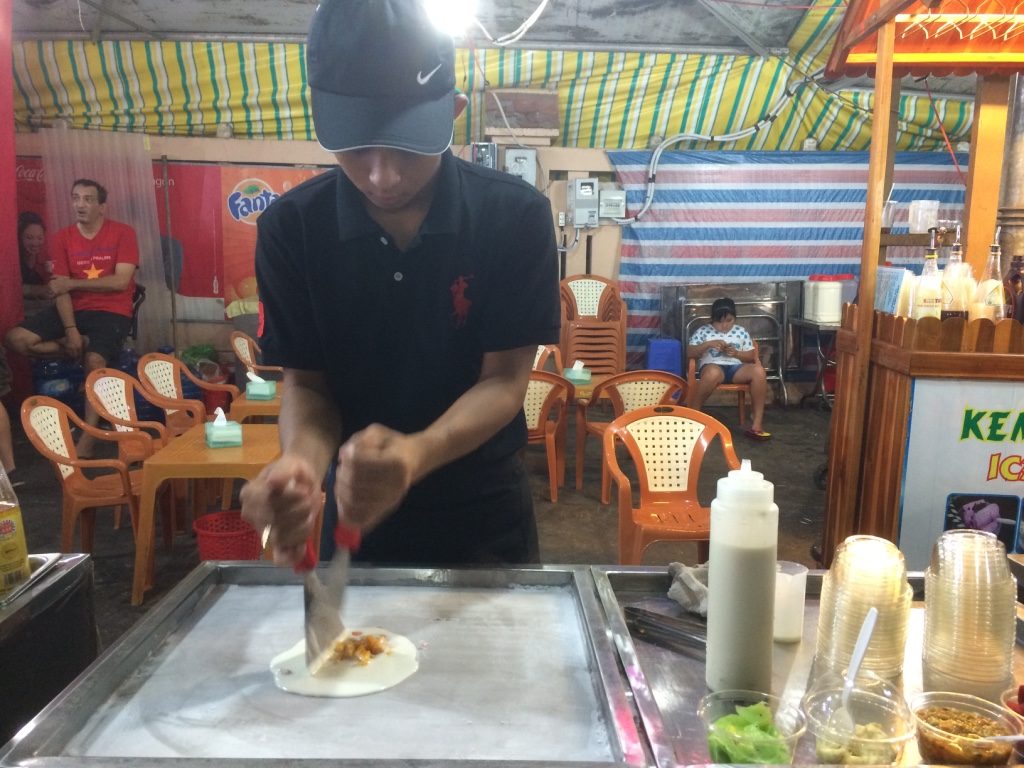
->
<box><xmin>11</xmin><ymin>3</ymin><xmax>973</xmax><ymax>150</ymax></box>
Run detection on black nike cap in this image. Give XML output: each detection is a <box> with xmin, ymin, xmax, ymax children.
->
<box><xmin>306</xmin><ymin>0</ymin><xmax>456</xmax><ymax>154</ymax></box>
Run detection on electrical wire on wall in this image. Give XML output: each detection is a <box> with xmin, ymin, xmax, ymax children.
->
<box><xmin>473</xmin><ymin>0</ymin><xmax>551</xmax><ymax>46</ymax></box>
<box><xmin>616</xmin><ymin>67</ymin><xmax>824</xmax><ymax>225</ymax></box>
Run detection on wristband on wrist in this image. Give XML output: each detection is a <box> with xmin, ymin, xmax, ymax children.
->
<box><xmin>64</xmin><ymin>325</ymin><xmax>77</xmax><ymax>330</ymax></box>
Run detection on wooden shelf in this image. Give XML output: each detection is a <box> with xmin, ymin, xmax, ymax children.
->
<box><xmin>879</xmin><ymin>232</ymin><xmax>930</xmax><ymax>248</ymax></box>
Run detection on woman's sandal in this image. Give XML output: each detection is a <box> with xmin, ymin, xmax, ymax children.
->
<box><xmin>744</xmin><ymin>427</ymin><xmax>772</xmax><ymax>441</ymax></box>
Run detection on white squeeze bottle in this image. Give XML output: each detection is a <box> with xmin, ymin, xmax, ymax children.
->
<box><xmin>912</xmin><ymin>228</ymin><xmax>943</xmax><ymax>320</ymax></box>
<box><xmin>705</xmin><ymin>459</ymin><xmax>779</xmax><ymax>693</ymax></box>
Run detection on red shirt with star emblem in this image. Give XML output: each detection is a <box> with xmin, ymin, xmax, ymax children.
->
<box><xmin>51</xmin><ymin>218</ymin><xmax>139</xmax><ymax>317</ymax></box>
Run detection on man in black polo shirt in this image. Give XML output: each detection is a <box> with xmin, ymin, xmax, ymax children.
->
<box><xmin>241</xmin><ymin>0</ymin><xmax>560</xmax><ymax>567</ymax></box>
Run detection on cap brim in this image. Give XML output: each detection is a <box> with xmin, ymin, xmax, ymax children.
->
<box><xmin>312</xmin><ymin>89</ymin><xmax>454</xmax><ymax>155</ymax></box>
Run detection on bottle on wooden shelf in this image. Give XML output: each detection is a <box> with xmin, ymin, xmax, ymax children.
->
<box><xmin>940</xmin><ymin>225</ymin><xmax>974</xmax><ymax>321</ymax></box>
<box><xmin>912</xmin><ymin>228</ymin><xmax>943</xmax><ymax>321</ymax></box>
<box><xmin>973</xmin><ymin>226</ymin><xmax>1008</xmax><ymax>322</ymax></box>
<box><xmin>1002</xmin><ymin>248</ymin><xmax>1024</xmax><ymax>321</ymax></box>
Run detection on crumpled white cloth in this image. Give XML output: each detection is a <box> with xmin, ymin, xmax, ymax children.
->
<box><xmin>667</xmin><ymin>561</ymin><xmax>709</xmax><ymax>617</ymax></box>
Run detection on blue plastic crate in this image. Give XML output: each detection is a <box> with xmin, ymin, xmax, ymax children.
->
<box><xmin>646</xmin><ymin>338</ymin><xmax>683</xmax><ymax>375</ymax></box>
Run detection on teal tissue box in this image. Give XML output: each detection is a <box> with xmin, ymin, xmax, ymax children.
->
<box><xmin>245</xmin><ymin>380</ymin><xmax>277</xmax><ymax>400</ymax></box>
<box><xmin>204</xmin><ymin>420</ymin><xmax>243</xmax><ymax>448</ymax></box>
<box><xmin>563</xmin><ymin>367</ymin><xmax>592</xmax><ymax>384</ymax></box>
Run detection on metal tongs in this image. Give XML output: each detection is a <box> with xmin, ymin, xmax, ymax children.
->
<box><xmin>623</xmin><ymin>605</ymin><xmax>708</xmax><ymax>660</ymax></box>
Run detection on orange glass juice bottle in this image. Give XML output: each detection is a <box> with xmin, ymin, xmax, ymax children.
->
<box><xmin>0</xmin><ymin>464</ymin><xmax>30</xmax><ymax>595</ymax></box>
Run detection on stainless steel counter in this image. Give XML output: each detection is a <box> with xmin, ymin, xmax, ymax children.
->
<box><xmin>1</xmin><ymin>554</ymin><xmax>97</xmax><ymax>745</ymax></box>
<box><xmin>4</xmin><ymin>562</ymin><xmax>1022</xmax><ymax>767</ymax></box>
<box><xmin>591</xmin><ymin>566</ymin><xmax>1023</xmax><ymax>767</ymax></box>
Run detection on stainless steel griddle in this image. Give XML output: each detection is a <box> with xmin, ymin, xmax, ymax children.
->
<box><xmin>1</xmin><ymin>563</ymin><xmax>645</xmax><ymax>767</ymax></box>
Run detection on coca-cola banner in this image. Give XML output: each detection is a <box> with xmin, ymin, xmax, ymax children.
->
<box><xmin>15</xmin><ymin>158</ymin><xmax>47</xmax><ymax>230</ymax></box>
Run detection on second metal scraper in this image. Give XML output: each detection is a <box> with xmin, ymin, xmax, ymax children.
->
<box><xmin>297</xmin><ymin>522</ymin><xmax>361</xmax><ymax>675</ymax></box>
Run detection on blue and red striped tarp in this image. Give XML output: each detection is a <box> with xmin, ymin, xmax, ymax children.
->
<box><xmin>608</xmin><ymin>150</ymin><xmax>966</xmax><ymax>365</ymax></box>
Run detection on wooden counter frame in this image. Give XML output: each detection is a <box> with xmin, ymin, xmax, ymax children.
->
<box><xmin>822</xmin><ymin>0</ymin><xmax>1017</xmax><ymax>563</ymax></box>
<box><xmin>824</xmin><ymin>305</ymin><xmax>1024</xmax><ymax>558</ymax></box>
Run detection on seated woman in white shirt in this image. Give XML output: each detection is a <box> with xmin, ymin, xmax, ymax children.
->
<box><xmin>686</xmin><ymin>296</ymin><xmax>770</xmax><ymax>441</ymax></box>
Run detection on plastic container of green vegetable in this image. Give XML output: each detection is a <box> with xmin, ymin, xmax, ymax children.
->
<box><xmin>697</xmin><ymin>689</ymin><xmax>806</xmax><ymax>764</ymax></box>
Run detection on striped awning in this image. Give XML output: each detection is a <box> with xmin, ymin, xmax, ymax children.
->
<box><xmin>11</xmin><ymin>7</ymin><xmax>973</xmax><ymax>151</ymax></box>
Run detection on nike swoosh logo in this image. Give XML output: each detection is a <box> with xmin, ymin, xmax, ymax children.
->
<box><xmin>416</xmin><ymin>63</ymin><xmax>443</xmax><ymax>85</ymax></box>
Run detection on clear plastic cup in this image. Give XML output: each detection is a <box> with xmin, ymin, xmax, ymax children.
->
<box><xmin>923</xmin><ymin>530</ymin><xmax>1017</xmax><ymax>700</ymax></box>
<box><xmin>803</xmin><ymin>676</ymin><xmax>914</xmax><ymax>765</ymax></box>
<box><xmin>774</xmin><ymin>561</ymin><xmax>809</xmax><ymax>643</ymax></box>
<box><xmin>913</xmin><ymin>691</ymin><xmax>1022</xmax><ymax>765</ymax></box>
<box><xmin>815</xmin><ymin>536</ymin><xmax>911</xmax><ymax>680</ymax></box>
<box><xmin>698</xmin><ymin>689</ymin><xmax>807</xmax><ymax>765</ymax></box>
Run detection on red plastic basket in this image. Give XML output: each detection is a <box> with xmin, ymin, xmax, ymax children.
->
<box><xmin>193</xmin><ymin>510</ymin><xmax>262</xmax><ymax>561</ymax></box>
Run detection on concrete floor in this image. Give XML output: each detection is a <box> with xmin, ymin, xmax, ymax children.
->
<box><xmin>12</xmin><ymin>397</ymin><xmax>830</xmax><ymax>651</ymax></box>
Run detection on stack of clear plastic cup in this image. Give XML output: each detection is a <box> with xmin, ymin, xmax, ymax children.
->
<box><xmin>922</xmin><ymin>529</ymin><xmax>1017</xmax><ymax>703</ymax></box>
<box><xmin>815</xmin><ymin>535</ymin><xmax>912</xmax><ymax>681</ymax></box>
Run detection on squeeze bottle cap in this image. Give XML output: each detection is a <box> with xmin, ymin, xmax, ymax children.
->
<box><xmin>715</xmin><ymin>458</ymin><xmax>775</xmax><ymax>508</ymax></box>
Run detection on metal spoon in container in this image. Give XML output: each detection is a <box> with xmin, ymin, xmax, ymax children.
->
<box><xmin>828</xmin><ymin>606</ymin><xmax>879</xmax><ymax>742</ymax></box>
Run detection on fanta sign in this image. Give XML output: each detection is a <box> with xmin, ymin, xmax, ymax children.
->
<box><xmin>227</xmin><ymin>178</ymin><xmax>279</xmax><ymax>224</ymax></box>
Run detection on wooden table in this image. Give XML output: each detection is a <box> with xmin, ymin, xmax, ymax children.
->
<box><xmin>568</xmin><ymin>373</ymin><xmax>610</xmax><ymax>403</ymax></box>
<box><xmin>131</xmin><ymin>423</ymin><xmax>281</xmax><ymax>605</ymax></box>
<box><xmin>229</xmin><ymin>392</ymin><xmax>282</xmax><ymax>422</ymax></box>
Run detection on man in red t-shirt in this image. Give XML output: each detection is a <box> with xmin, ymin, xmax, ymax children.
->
<box><xmin>6</xmin><ymin>178</ymin><xmax>139</xmax><ymax>453</ymax></box>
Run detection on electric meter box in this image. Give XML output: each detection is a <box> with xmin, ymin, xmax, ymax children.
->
<box><xmin>504</xmin><ymin>147</ymin><xmax>537</xmax><ymax>187</ymax></box>
<box><xmin>567</xmin><ymin>177</ymin><xmax>600</xmax><ymax>228</ymax></box>
<box><xmin>599</xmin><ymin>186</ymin><xmax>627</xmax><ymax>219</ymax></box>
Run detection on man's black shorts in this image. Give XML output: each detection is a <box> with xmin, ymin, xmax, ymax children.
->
<box><xmin>20</xmin><ymin>307</ymin><xmax>131</xmax><ymax>364</ymax></box>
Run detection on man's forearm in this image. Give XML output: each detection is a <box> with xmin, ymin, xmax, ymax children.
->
<box><xmin>55</xmin><ymin>294</ymin><xmax>76</xmax><ymax>330</ymax></box>
<box><xmin>278</xmin><ymin>377</ymin><xmax>343</xmax><ymax>480</ymax></box>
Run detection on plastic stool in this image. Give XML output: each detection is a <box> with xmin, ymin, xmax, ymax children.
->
<box><xmin>646</xmin><ymin>338</ymin><xmax>683</xmax><ymax>375</ymax></box>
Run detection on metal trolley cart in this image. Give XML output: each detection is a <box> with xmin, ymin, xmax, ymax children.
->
<box><xmin>660</xmin><ymin>282</ymin><xmax>799</xmax><ymax>406</ymax></box>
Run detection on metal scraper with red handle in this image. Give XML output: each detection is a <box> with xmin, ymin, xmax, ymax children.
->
<box><xmin>295</xmin><ymin>522</ymin><xmax>361</xmax><ymax>675</ymax></box>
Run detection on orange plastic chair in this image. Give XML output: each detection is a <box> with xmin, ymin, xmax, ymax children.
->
<box><xmin>137</xmin><ymin>353</ymin><xmax>242</xmax><ymax>512</ymax></box>
<box><xmin>137</xmin><ymin>353</ymin><xmax>239</xmax><ymax>432</ymax></box>
<box><xmin>84</xmin><ymin>369</ymin><xmax>175</xmax><ymax>463</ymax></box>
<box><xmin>21</xmin><ymin>396</ymin><xmax>149</xmax><ymax>553</ymax></box>
<box><xmin>576</xmin><ymin>370</ymin><xmax>687</xmax><ymax>504</ymax></box>
<box><xmin>560</xmin><ymin>275</ymin><xmax>627</xmax><ymax>374</ymax></box>
<box><xmin>686</xmin><ymin>341</ymin><xmax>760</xmax><ymax>426</ymax></box>
<box><xmin>603</xmin><ymin>404</ymin><xmax>740</xmax><ymax>565</ymax></box>
<box><xmin>523</xmin><ymin>370</ymin><xmax>574</xmax><ymax>502</ymax></box>
<box><xmin>230</xmin><ymin>331</ymin><xmax>284</xmax><ymax>378</ymax></box>
<box><xmin>533</xmin><ymin>344</ymin><xmax>564</xmax><ymax>372</ymax></box>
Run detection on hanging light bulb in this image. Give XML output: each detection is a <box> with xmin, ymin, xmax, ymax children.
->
<box><xmin>422</xmin><ymin>0</ymin><xmax>477</xmax><ymax>37</ymax></box>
